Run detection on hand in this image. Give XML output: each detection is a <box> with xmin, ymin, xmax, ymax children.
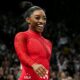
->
<box><xmin>32</xmin><ymin>63</ymin><xmax>48</xmax><ymax>78</ymax></box>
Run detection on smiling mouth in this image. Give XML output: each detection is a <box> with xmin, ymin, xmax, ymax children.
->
<box><xmin>37</xmin><ymin>25</ymin><xmax>44</xmax><ymax>30</ymax></box>
<box><xmin>38</xmin><ymin>24</ymin><xmax>44</xmax><ymax>28</ymax></box>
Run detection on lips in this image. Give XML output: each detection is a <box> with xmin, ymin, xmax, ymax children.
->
<box><xmin>37</xmin><ymin>25</ymin><xmax>44</xmax><ymax>30</ymax></box>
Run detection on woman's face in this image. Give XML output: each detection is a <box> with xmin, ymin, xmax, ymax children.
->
<box><xmin>26</xmin><ymin>9</ymin><xmax>47</xmax><ymax>33</ymax></box>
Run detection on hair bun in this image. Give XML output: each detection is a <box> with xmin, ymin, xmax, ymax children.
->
<box><xmin>19</xmin><ymin>1</ymin><xmax>34</xmax><ymax>13</ymax></box>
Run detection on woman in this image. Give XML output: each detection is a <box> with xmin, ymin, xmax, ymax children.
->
<box><xmin>14</xmin><ymin>6</ymin><xmax>52</xmax><ymax>80</ymax></box>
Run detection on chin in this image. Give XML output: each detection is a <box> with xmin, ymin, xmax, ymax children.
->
<box><xmin>38</xmin><ymin>30</ymin><xmax>44</xmax><ymax>33</ymax></box>
<box><xmin>37</xmin><ymin>28</ymin><xmax>44</xmax><ymax>33</ymax></box>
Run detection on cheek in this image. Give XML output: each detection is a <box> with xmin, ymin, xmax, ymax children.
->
<box><xmin>32</xmin><ymin>21</ymin><xmax>38</xmax><ymax>26</ymax></box>
<box><xmin>30</xmin><ymin>19</ymin><xmax>38</xmax><ymax>25</ymax></box>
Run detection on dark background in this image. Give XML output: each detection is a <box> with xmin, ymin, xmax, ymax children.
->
<box><xmin>0</xmin><ymin>0</ymin><xmax>80</xmax><ymax>31</ymax></box>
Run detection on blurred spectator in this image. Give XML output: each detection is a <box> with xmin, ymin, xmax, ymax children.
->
<box><xmin>6</xmin><ymin>74</ymin><xmax>14</xmax><ymax>80</ymax></box>
<box><xmin>0</xmin><ymin>67</ymin><xmax>5</xmax><ymax>80</ymax></box>
<box><xmin>58</xmin><ymin>71</ymin><xmax>68</xmax><ymax>80</ymax></box>
<box><xmin>67</xmin><ymin>76</ymin><xmax>73</xmax><ymax>80</ymax></box>
<box><xmin>50</xmin><ymin>71</ymin><xmax>58</xmax><ymax>80</ymax></box>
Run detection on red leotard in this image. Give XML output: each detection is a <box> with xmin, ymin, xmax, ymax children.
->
<box><xmin>14</xmin><ymin>29</ymin><xmax>52</xmax><ymax>80</ymax></box>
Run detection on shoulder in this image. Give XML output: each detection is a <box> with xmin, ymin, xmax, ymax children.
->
<box><xmin>44</xmin><ymin>38</ymin><xmax>52</xmax><ymax>47</ymax></box>
<box><xmin>15</xmin><ymin>32</ymin><xmax>24</xmax><ymax>39</ymax></box>
<box><xmin>44</xmin><ymin>37</ymin><xmax>52</xmax><ymax>44</ymax></box>
<box><xmin>14</xmin><ymin>31</ymin><xmax>29</xmax><ymax>40</ymax></box>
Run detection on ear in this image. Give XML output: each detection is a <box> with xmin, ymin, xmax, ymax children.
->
<box><xmin>25</xmin><ymin>18</ymin><xmax>31</xmax><ymax>24</ymax></box>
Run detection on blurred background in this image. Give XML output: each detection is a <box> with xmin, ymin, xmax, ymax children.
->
<box><xmin>0</xmin><ymin>0</ymin><xmax>80</xmax><ymax>80</ymax></box>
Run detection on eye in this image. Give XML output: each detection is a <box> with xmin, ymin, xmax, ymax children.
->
<box><xmin>35</xmin><ymin>16</ymin><xmax>40</xmax><ymax>20</ymax></box>
<box><xmin>35</xmin><ymin>16</ymin><xmax>47</xmax><ymax>21</ymax></box>
<box><xmin>43</xmin><ymin>16</ymin><xmax>47</xmax><ymax>20</ymax></box>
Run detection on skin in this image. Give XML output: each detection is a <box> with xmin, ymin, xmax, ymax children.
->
<box><xmin>26</xmin><ymin>9</ymin><xmax>48</xmax><ymax>77</ymax></box>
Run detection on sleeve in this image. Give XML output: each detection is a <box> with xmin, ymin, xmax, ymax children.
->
<box><xmin>14</xmin><ymin>32</ymin><xmax>35</xmax><ymax>67</ymax></box>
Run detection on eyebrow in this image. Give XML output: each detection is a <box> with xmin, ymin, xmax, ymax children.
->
<box><xmin>34</xmin><ymin>15</ymin><xmax>46</xmax><ymax>17</ymax></box>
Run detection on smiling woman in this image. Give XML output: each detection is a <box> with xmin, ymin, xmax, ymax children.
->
<box><xmin>14</xmin><ymin>6</ymin><xmax>52</xmax><ymax>80</ymax></box>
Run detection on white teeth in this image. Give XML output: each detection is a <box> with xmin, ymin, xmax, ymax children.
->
<box><xmin>38</xmin><ymin>25</ymin><xmax>44</xmax><ymax>27</ymax></box>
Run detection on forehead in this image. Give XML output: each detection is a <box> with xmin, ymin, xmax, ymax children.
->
<box><xmin>31</xmin><ymin>10</ymin><xmax>46</xmax><ymax>16</ymax></box>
